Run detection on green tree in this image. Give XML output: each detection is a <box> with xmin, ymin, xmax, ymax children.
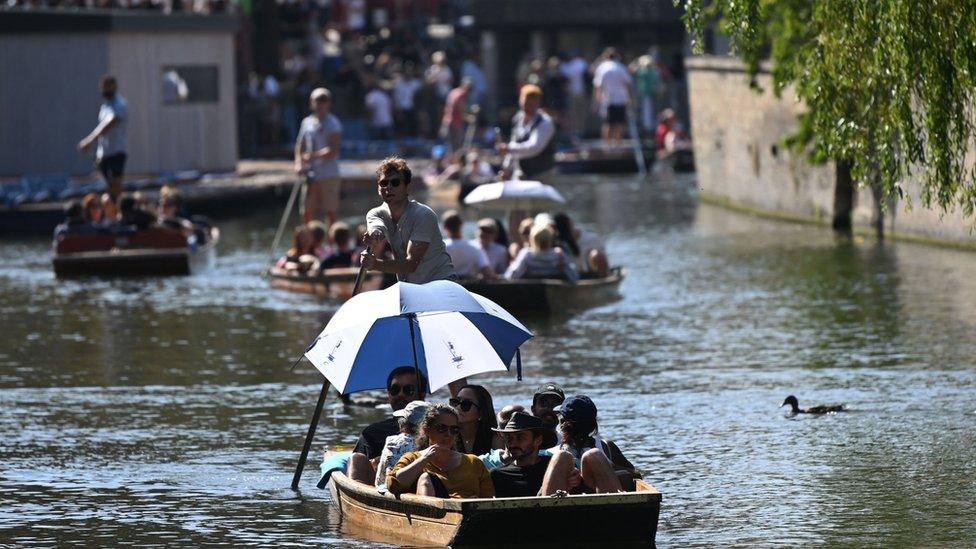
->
<box><xmin>680</xmin><ymin>0</ymin><xmax>976</xmax><ymax>232</ymax></box>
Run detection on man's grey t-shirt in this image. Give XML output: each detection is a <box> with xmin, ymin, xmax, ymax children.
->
<box><xmin>366</xmin><ymin>200</ymin><xmax>455</xmax><ymax>284</ymax></box>
<box><xmin>97</xmin><ymin>95</ymin><xmax>128</xmax><ymax>159</ymax></box>
<box><xmin>297</xmin><ymin>113</ymin><xmax>342</xmax><ymax>180</ymax></box>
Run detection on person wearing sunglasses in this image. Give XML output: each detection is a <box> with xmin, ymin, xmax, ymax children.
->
<box><xmin>362</xmin><ymin>156</ymin><xmax>456</xmax><ymax>284</ymax></box>
<box><xmin>347</xmin><ymin>367</ymin><xmax>428</xmax><ymax>484</ymax></box>
<box><xmin>387</xmin><ymin>404</ymin><xmax>495</xmax><ymax>499</ymax></box>
<box><xmin>451</xmin><ymin>384</ymin><xmax>502</xmax><ymax>455</ymax></box>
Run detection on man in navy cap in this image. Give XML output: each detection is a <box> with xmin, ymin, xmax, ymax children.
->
<box><xmin>554</xmin><ymin>394</ymin><xmax>640</xmax><ymax>492</ymax></box>
<box><xmin>531</xmin><ymin>381</ymin><xmax>565</xmax><ymax>430</ymax></box>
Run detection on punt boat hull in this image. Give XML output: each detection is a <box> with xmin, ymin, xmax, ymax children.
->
<box><xmin>329</xmin><ymin>471</ymin><xmax>660</xmax><ymax>547</ymax></box>
<box><xmin>459</xmin><ymin>267</ymin><xmax>624</xmax><ymax>313</ymax></box>
<box><xmin>52</xmin><ymin>227</ymin><xmax>218</xmax><ymax>278</ymax></box>
<box><xmin>267</xmin><ymin>266</ymin><xmax>388</xmax><ymax>300</ymax></box>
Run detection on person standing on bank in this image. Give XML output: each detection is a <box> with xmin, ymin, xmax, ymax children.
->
<box><xmin>362</xmin><ymin>156</ymin><xmax>455</xmax><ymax>284</ymax></box>
<box><xmin>295</xmin><ymin>87</ymin><xmax>343</xmax><ymax>226</ymax></box>
<box><xmin>77</xmin><ymin>75</ymin><xmax>128</xmax><ymax>200</ymax></box>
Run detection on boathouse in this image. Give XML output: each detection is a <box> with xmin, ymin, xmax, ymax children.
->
<box><xmin>0</xmin><ymin>10</ymin><xmax>239</xmax><ymax>177</ymax></box>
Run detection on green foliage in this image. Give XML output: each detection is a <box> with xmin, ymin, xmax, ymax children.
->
<box><xmin>678</xmin><ymin>0</ymin><xmax>976</xmax><ymax>215</ymax></box>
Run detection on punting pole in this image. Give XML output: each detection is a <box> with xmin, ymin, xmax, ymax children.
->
<box><xmin>291</xmin><ymin>246</ymin><xmax>372</xmax><ymax>490</ymax></box>
<box><xmin>263</xmin><ymin>174</ymin><xmax>304</xmax><ymax>278</ymax></box>
<box><xmin>626</xmin><ymin>103</ymin><xmax>648</xmax><ymax>178</ymax></box>
<box><xmin>291</xmin><ymin>244</ymin><xmax>375</xmax><ymax>489</ymax></box>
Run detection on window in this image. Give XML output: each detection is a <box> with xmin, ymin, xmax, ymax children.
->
<box><xmin>162</xmin><ymin>65</ymin><xmax>219</xmax><ymax>104</ymax></box>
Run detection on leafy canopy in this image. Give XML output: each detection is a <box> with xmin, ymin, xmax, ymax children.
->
<box><xmin>679</xmin><ymin>0</ymin><xmax>976</xmax><ymax>215</ymax></box>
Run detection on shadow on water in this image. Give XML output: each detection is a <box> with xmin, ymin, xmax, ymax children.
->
<box><xmin>2</xmin><ymin>170</ymin><xmax>976</xmax><ymax>546</ymax></box>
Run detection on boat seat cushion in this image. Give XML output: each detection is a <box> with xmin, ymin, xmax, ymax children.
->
<box><xmin>318</xmin><ymin>451</ymin><xmax>352</xmax><ymax>489</ymax></box>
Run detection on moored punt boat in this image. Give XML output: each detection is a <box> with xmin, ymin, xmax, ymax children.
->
<box><xmin>267</xmin><ymin>266</ymin><xmax>387</xmax><ymax>300</ymax></box>
<box><xmin>555</xmin><ymin>146</ymin><xmax>655</xmax><ymax>174</ymax></box>
<box><xmin>329</xmin><ymin>471</ymin><xmax>661</xmax><ymax>548</ymax></box>
<box><xmin>52</xmin><ymin>227</ymin><xmax>218</xmax><ymax>277</ymax></box>
<box><xmin>460</xmin><ymin>267</ymin><xmax>625</xmax><ymax>313</ymax></box>
<box><xmin>657</xmin><ymin>147</ymin><xmax>695</xmax><ymax>173</ymax></box>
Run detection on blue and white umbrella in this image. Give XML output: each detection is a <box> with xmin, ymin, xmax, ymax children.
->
<box><xmin>304</xmin><ymin>280</ymin><xmax>532</xmax><ymax>394</ymax></box>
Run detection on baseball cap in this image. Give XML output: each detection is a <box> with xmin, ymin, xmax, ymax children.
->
<box><xmin>392</xmin><ymin>400</ymin><xmax>433</xmax><ymax>426</ymax></box>
<box><xmin>555</xmin><ymin>395</ymin><xmax>597</xmax><ymax>424</ymax></box>
<box><xmin>533</xmin><ymin>382</ymin><xmax>565</xmax><ymax>404</ymax></box>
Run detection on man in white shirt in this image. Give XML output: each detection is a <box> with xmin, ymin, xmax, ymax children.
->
<box><xmin>560</xmin><ymin>50</ymin><xmax>590</xmax><ymax>143</ymax></box>
<box><xmin>471</xmin><ymin>218</ymin><xmax>510</xmax><ymax>275</ymax></box>
<box><xmin>592</xmin><ymin>48</ymin><xmax>633</xmax><ymax>147</ymax></box>
<box><xmin>392</xmin><ymin>69</ymin><xmax>421</xmax><ymax>137</ymax></box>
<box><xmin>442</xmin><ymin>210</ymin><xmax>494</xmax><ymax>279</ymax></box>
<box><xmin>365</xmin><ymin>82</ymin><xmax>394</xmax><ymax>141</ymax></box>
<box><xmin>497</xmin><ymin>84</ymin><xmax>556</xmax><ymax>182</ymax></box>
<box><xmin>77</xmin><ymin>75</ymin><xmax>129</xmax><ymax>199</ymax></box>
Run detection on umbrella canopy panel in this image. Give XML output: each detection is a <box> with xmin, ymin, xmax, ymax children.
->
<box><xmin>463</xmin><ymin>180</ymin><xmax>566</xmax><ymax>210</ymax></box>
<box><xmin>304</xmin><ymin>281</ymin><xmax>532</xmax><ymax>394</ymax></box>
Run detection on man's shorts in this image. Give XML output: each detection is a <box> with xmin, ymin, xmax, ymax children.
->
<box><xmin>605</xmin><ymin>105</ymin><xmax>627</xmax><ymax>125</ymax></box>
<box><xmin>98</xmin><ymin>152</ymin><xmax>127</xmax><ymax>179</ymax></box>
<box><xmin>301</xmin><ymin>177</ymin><xmax>341</xmax><ymax>218</ymax></box>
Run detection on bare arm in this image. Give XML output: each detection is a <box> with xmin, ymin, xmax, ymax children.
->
<box><xmin>316</xmin><ymin>131</ymin><xmax>341</xmax><ymax>160</ymax></box>
<box><xmin>77</xmin><ymin>116</ymin><xmax>118</xmax><ymax>151</ymax></box>
<box><xmin>363</xmin><ymin>239</ymin><xmax>430</xmax><ymax>276</ymax></box>
<box><xmin>388</xmin><ymin>448</ymin><xmax>440</xmax><ymax>494</ymax></box>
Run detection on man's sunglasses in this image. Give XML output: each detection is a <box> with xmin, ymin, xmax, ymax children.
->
<box><xmin>432</xmin><ymin>423</ymin><xmax>461</xmax><ymax>435</ymax></box>
<box><xmin>378</xmin><ymin>178</ymin><xmax>402</xmax><ymax>188</ymax></box>
<box><xmin>388</xmin><ymin>383</ymin><xmax>417</xmax><ymax>397</ymax></box>
<box><xmin>449</xmin><ymin>398</ymin><xmax>480</xmax><ymax>412</ymax></box>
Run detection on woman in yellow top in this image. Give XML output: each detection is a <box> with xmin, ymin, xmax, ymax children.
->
<box><xmin>387</xmin><ymin>404</ymin><xmax>495</xmax><ymax>498</ymax></box>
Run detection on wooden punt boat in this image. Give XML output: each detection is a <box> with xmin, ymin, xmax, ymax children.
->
<box><xmin>329</xmin><ymin>471</ymin><xmax>661</xmax><ymax>547</ymax></box>
<box><xmin>555</xmin><ymin>146</ymin><xmax>655</xmax><ymax>174</ymax></box>
<box><xmin>267</xmin><ymin>266</ymin><xmax>388</xmax><ymax>300</ymax></box>
<box><xmin>460</xmin><ymin>267</ymin><xmax>625</xmax><ymax>313</ymax></box>
<box><xmin>657</xmin><ymin>147</ymin><xmax>695</xmax><ymax>173</ymax></box>
<box><xmin>52</xmin><ymin>227</ymin><xmax>218</xmax><ymax>277</ymax></box>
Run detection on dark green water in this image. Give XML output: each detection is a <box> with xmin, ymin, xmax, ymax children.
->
<box><xmin>2</xmin><ymin>172</ymin><xmax>975</xmax><ymax>547</ymax></box>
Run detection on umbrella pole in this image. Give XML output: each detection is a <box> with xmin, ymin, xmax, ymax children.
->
<box><xmin>291</xmin><ymin>256</ymin><xmax>372</xmax><ymax>490</ymax></box>
<box><xmin>407</xmin><ymin>313</ymin><xmax>422</xmax><ymax>397</ymax></box>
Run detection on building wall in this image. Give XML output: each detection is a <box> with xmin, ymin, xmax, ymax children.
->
<box><xmin>108</xmin><ymin>32</ymin><xmax>237</xmax><ymax>174</ymax></box>
<box><xmin>0</xmin><ymin>18</ymin><xmax>237</xmax><ymax>177</ymax></box>
<box><xmin>0</xmin><ymin>33</ymin><xmax>109</xmax><ymax>176</ymax></box>
<box><xmin>687</xmin><ymin>56</ymin><xmax>976</xmax><ymax>243</ymax></box>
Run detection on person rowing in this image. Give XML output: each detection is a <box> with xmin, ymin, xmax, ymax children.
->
<box><xmin>361</xmin><ymin>156</ymin><xmax>456</xmax><ymax>283</ymax></box>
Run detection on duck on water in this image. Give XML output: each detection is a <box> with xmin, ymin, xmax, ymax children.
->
<box><xmin>781</xmin><ymin>395</ymin><xmax>847</xmax><ymax>415</ymax></box>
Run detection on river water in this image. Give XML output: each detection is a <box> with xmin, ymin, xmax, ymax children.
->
<box><xmin>2</xmin><ymin>171</ymin><xmax>975</xmax><ymax>547</ymax></box>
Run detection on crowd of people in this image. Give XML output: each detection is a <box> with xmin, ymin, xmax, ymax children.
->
<box><xmin>340</xmin><ymin>369</ymin><xmax>640</xmax><ymax>499</ymax></box>
<box><xmin>54</xmin><ymin>186</ymin><xmax>206</xmax><ymax>242</ymax></box>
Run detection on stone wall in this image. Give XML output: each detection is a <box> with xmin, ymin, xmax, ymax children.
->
<box><xmin>686</xmin><ymin>55</ymin><xmax>976</xmax><ymax>244</ymax></box>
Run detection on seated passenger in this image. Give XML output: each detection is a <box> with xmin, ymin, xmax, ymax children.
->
<box><xmin>321</xmin><ymin>222</ymin><xmax>355</xmax><ymax>269</ymax></box>
<box><xmin>346</xmin><ymin>367</ymin><xmax>427</xmax><ymax>484</ymax></box>
<box><xmin>472</xmin><ymin>218</ymin><xmax>510</xmax><ymax>275</ymax></box>
<box><xmin>490</xmin><ymin>412</ymin><xmax>561</xmax><ymax>497</ymax></box>
<box><xmin>158</xmin><ymin>191</ymin><xmax>194</xmax><ymax>237</ymax></box>
<box><xmin>375</xmin><ymin>400</ymin><xmax>433</xmax><ymax>492</ymax></box>
<box><xmin>100</xmin><ymin>193</ymin><xmax>118</xmax><ymax>222</ymax></box>
<box><xmin>451</xmin><ymin>384</ymin><xmax>502</xmax><ymax>455</ymax></box>
<box><xmin>553</xmin><ymin>212</ymin><xmax>609</xmax><ymax>278</ymax></box>
<box><xmin>82</xmin><ymin>193</ymin><xmax>105</xmax><ymax>226</ymax></box>
<box><xmin>307</xmin><ymin>220</ymin><xmax>329</xmax><ymax>259</ymax></box>
<box><xmin>54</xmin><ymin>200</ymin><xmax>97</xmax><ymax>238</ymax></box>
<box><xmin>507</xmin><ymin>218</ymin><xmax>535</xmax><ymax>262</ymax></box>
<box><xmin>117</xmin><ymin>194</ymin><xmax>156</xmax><ymax>231</ymax></box>
<box><xmin>442</xmin><ymin>210</ymin><xmax>494</xmax><ymax>279</ymax></box>
<box><xmin>504</xmin><ymin>224</ymin><xmax>578</xmax><ymax>281</ymax></box>
<box><xmin>556</xmin><ymin>395</ymin><xmax>640</xmax><ymax>491</ymax></box>
<box><xmin>276</xmin><ymin>226</ymin><xmax>320</xmax><ymax>273</ymax></box>
<box><xmin>387</xmin><ymin>404</ymin><xmax>495</xmax><ymax>499</ymax></box>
